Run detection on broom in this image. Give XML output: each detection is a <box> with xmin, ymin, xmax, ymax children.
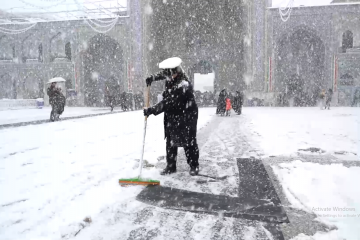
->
<box><xmin>119</xmin><ymin>86</ymin><xmax>160</xmax><ymax>187</ymax></box>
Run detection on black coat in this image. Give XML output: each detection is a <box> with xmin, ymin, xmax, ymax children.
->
<box><xmin>216</xmin><ymin>89</ymin><xmax>227</xmax><ymax>114</ymax></box>
<box><xmin>149</xmin><ymin>72</ymin><xmax>198</xmax><ymax>147</ymax></box>
<box><xmin>234</xmin><ymin>91</ymin><xmax>243</xmax><ymax>113</ymax></box>
<box><xmin>120</xmin><ymin>92</ymin><xmax>128</xmax><ymax>110</ymax></box>
<box><xmin>47</xmin><ymin>86</ymin><xmax>66</xmax><ymax>112</ymax></box>
<box><xmin>326</xmin><ymin>90</ymin><xmax>333</xmax><ymax>104</ymax></box>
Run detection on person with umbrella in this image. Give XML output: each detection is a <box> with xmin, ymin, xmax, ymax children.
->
<box><xmin>47</xmin><ymin>77</ymin><xmax>66</xmax><ymax>122</ymax></box>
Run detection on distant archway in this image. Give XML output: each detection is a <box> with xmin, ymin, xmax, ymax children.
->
<box><xmin>22</xmin><ymin>34</ymin><xmax>42</xmax><ymax>63</ymax></box>
<box><xmin>0</xmin><ymin>74</ymin><xmax>15</xmax><ymax>99</ymax></box>
<box><xmin>277</xmin><ymin>27</ymin><xmax>325</xmax><ymax>106</ymax></box>
<box><xmin>84</xmin><ymin>34</ymin><xmax>124</xmax><ymax>107</ymax></box>
<box><xmin>189</xmin><ymin>60</ymin><xmax>214</xmax><ymax>91</ymax></box>
<box><xmin>22</xmin><ymin>73</ymin><xmax>42</xmax><ymax>99</ymax></box>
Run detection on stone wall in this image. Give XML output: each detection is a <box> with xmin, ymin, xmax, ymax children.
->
<box><xmin>267</xmin><ymin>4</ymin><xmax>360</xmax><ymax>106</ymax></box>
<box><xmin>0</xmin><ymin>17</ymin><xmax>131</xmax><ymax>106</ymax></box>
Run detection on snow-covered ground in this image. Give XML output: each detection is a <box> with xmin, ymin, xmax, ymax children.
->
<box><xmin>273</xmin><ymin>161</ymin><xmax>360</xmax><ymax>240</ymax></box>
<box><xmin>1</xmin><ymin>107</ymin><xmax>359</xmax><ymax>239</ymax></box>
<box><xmin>0</xmin><ymin>107</ymin><xmax>122</xmax><ymax>125</ymax></box>
<box><xmin>242</xmin><ymin>107</ymin><xmax>360</xmax><ymax>160</ymax></box>
<box><xmin>0</xmin><ymin>108</ymin><xmax>215</xmax><ymax>240</ymax></box>
<box><xmin>238</xmin><ymin>107</ymin><xmax>360</xmax><ymax>240</ymax></box>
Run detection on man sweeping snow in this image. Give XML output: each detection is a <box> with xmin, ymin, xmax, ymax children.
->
<box><xmin>143</xmin><ymin>57</ymin><xmax>200</xmax><ymax>176</ymax></box>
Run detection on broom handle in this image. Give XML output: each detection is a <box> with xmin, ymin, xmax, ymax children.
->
<box><xmin>138</xmin><ymin>86</ymin><xmax>150</xmax><ymax>178</ymax></box>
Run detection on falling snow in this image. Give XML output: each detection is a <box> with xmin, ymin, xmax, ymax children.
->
<box><xmin>0</xmin><ymin>0</ymin><xmax>359</xmax><ymax>239</ymax></box>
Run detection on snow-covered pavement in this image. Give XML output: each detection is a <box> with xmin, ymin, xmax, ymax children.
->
<box><xmin>1</xmin><ymin>107</ymin><xmax>359</xmax><ymax>240</ymax></box>
<box><xmin>273</xmin><ymin>161</ymin><xmax>360</xmax><ymax>240</ymax></box>
<box><xmin>0</xmin><ymin>108</ymin><xmax>215</xmax><ymax>240</ymax></box>
<box><xmin>237</xmin><ymin>107</ymin><xmax>360</xmax><ymax>240</ymax></box>
<box><xmin>241</xmin><ymin>107</ymin><xmax>360</xmax><ymax>160</ymax></box>
<box><xmin>0</xmin><ymin>107</ymin><xmax>122</xmax><ymax>126</ymax></box>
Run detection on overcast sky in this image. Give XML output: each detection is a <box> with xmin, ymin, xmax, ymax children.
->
<box><xmin>1</xmin><ymin>0</ymin><xmax>127</xmax><ymax>14</ymax></box>
<box><xmin>0</xmin><ymin>0</ymin><xmax>336</xmax><ymax>21</ymax></box>
<box><xmin>1</xmin><ymin>0</ymin><xmax>333</xmax><ymax>13</ymax></box>
<box><xmin>272</xmin><ymin>0</ymin><xmax>332</xmax><ymax>7</ymax></box>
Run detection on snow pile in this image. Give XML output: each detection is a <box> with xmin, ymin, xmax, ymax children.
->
<box><xmin>273</xmin><ymin>161</ymin><xmax>360</xmax><ymax>240</ymax></box>
<box><xmin>290</xmin><ymin>231</ymin><xmax>344</xmax><ymax>240</ymax></box>
<box><xmin>242</xmin><ymin>107</ymin><xmax>360</xmax><ymax>159</ymax></box>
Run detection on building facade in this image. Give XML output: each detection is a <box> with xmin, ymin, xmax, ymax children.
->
<box><xmin>265</xmin><ymin>2</ymin><xmax>360</xmax><ymax>106</ymax></box>
<box><xmin>1</xmin><ymin>0</ymin><xmax>359</xmax><ymax>106</ymax></box>
<box><xmin>0</xmin><ymin>1</ymin><xmax>144</xmax><ymax>107</ymax></box>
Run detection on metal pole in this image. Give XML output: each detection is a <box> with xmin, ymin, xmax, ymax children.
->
<box><xmin>138</xmin><ymin>86</ymin><xmax>150</xmax><ymax>178</ymax></box>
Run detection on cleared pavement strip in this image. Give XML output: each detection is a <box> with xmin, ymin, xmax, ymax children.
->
<box><xmin>0</xmin><ymin>110</ymin><xmax>124</xmax><ymax>130</ymax></box>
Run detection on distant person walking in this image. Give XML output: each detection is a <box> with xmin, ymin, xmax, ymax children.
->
<box><xmin>120</xmin><ymin>91</ymin><xmax>127</xmax><ymax>111</ymax></box>
<box><xmin>234</xmin><ymin>91</ymin><xmax>243</xmax><ymax>115</ymax></box>
<box><xmin>352</xmin><ymin>88</ymin><xmax>360</xmax><ymax>107</ymax></box>
<box><xmin>216</xmin><ymin>89</ymin><xmax>227</xmax><ymax>116</ymax></box>
<box><xmin>47</xmin><ymin>82</ymin><xmax>66</xmax><ymax>122</ymax></box>
<box><xmin>225</xmin><ymin>97</ymin><xmax>232</xmax><ymax>116</ymax></box>
<box><xmin>325</xmin><ymin>89</ymin><xmax>333</xmax><ymax>110</ymax></box>
<box><xmin>319</xmin><ymin>89</ymin><xmax>326</xmax><ymax>110</ymax></box>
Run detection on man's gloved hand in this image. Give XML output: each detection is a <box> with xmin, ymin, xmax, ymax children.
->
<box><xmin>146</xmin><ymin>75</ymin><xmax>154</xmax><ymax>87</ymax></box>
<box><xmin>143</xmin><ymin>107</ymin><xmax>153</xmax><ymax>117</ymax></box>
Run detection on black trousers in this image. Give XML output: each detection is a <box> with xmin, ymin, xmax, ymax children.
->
<box><xmin>166</xmin><ymin>137</ymin><xmax>199</xmax><ymax>169</ymax></box>
<box><xmin>50</xmin><ymin>104</ymin><xmax>64</xmax><ymax>121</ymax></box>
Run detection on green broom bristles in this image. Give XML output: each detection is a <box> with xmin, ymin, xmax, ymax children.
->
<box><xmin>119</xmin><ymin>177</ymin><xmax>160</xmax><ymax>186</ymax></box>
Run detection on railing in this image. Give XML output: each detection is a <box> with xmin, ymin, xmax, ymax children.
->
<box><xmin>0</xmin><ymin>99</ymin><xmax>38</xmax><ymax>110</ymax></box>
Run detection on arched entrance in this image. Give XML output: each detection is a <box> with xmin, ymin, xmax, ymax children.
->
<box><xmin>277</xmin><ymin>27</ymin><xmax>325</xmax><ymax>106</ymax></box>
<box><xmin>84</xmin><ymin>34</ymin><xmax>124</xmax><ymax>107</ymax></box>
<box><xmin>188</xmin><ymin>60</ymin><xmax>216</xmax><ymax>107</ymax></box>
<box><xmin>189</xmin><ymin>60</ymin><xmax>214</xmax><ymax>91</ymax></box>
<box><xmin>0</xmin><ymin>74</ymin><xmax>16</xmax><ymax>99</ymax></box>
<box><xmin>22</xmin><ymin>72</ymin><xmax>43</xmax><ymax>99</ymax></box>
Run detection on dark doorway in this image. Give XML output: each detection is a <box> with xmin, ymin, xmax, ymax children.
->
<box><xmin>277</xmin><ymin>28</ymin><xmax>325</xmax><ymax>106</ymax></box>
<box><xmin>0</xmin><ymin>74</ymin><xmax>15</xmax><ymax>99</ymax></box>
<box><xmin>342</xmin><ymin>30</ymin><xmax>353</xmax><ymax>53</ymax></box>
<box><xmin>84</xmin><ymin>34</ymin><xmax>124</xmax><ymax>107</ymax></box>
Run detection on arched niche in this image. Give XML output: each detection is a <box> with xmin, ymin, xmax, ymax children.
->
<box><xmin>21</xmin><ymin>34</ymin><xmax>42</xmax><ymax>63</ymax></box>
<box><xmin>0</xmin><ymin>35</ymin><xmax>15</xmax><ymax>62</ymax></box>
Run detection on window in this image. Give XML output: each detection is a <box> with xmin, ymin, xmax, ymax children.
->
<box><xmin>0</xmin><ymin>36</ymin><xmax>14</xmax><ymax>61</ymax></box>
<box><xmin>342</xmin><ymin>30</ymin><xmax>353</xmax><ymax>53</ymax></box>
<box><xmin>65</xmin><ymin>42</ymin><xmax>71</xmax><ymax>61</ymax></box>
<box><xmin>12</xmin><ymin>45</ymin><xmax>15</xmax><ymax>59</ymax></box>
<box><xmin>38</xmin><ymin>44</ymin><xmax>43</xmax><ymax>62</ymax></box>
<box><xmin>339</xmin><ymin>73</ymin><xmax>354</xmax><ymax>86</ymax></box>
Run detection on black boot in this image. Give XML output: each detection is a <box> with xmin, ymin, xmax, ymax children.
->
<box><xmin>160</xmin><ymin>165</ymin><xmax>176</xmax><ymax>175</ymax></box>
<box><xmin>50</xmin><ymin>111</ymin><xmax>55</xmax><ymax>122</ymax></box>
<box><xmin>189</xmin><ymin>166</ymin><xmax>199</xmax><ymax>176</ymax></box>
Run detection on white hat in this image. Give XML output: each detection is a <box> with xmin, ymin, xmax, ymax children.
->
<box><xmin>47</xmin><ymin>77</ymin><xmax>66</xmax><ymax>84</ymax></box>
<box><xmin>159</xmin><ymin>57</ymin><xmax>182</xmax><ymax>69</ymax></box>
